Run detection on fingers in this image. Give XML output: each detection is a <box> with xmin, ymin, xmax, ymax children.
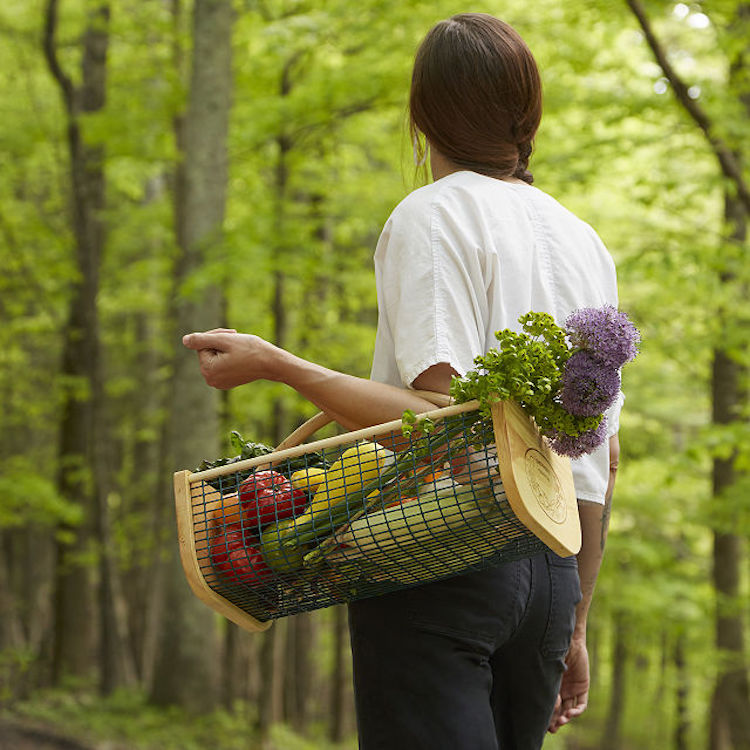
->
<box><xmin>565</xmin><ymin>699</ymin><xmax>587</xmax><ymax>719</ymax></box>
<box><xmin>182</xmin><ymin>332</ymin><xmax>211</xmax><ymax>350</ymax></box>
<box><xmin>562</xmin><ymin>693</ymin><xmax>587</xmax><ymax>710</ymax></box>
<box><xmin>547</xmin><ymin>695</ymin><xmax>563</xmax><ymax>733</ymax></box>
<box><xmin>549</xmin><ymin>714</ymin><xmax>571</xmax><ymax>733</ymax></box>
<box><xmin>195</xmin><ymin>348</ymin><xmax>226</xmax><ymax>389</ymax></box>
<box><xmin>547</xmin><ymin>693</ymin><xmax>588</xmax><ymax>733</ymax></box>
<box><xmin>182</xmin><ymin>329</ymin><xmax>237</xmax><ymax>350</ymax></box>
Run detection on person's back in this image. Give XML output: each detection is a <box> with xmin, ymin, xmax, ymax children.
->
<box><xmin>381</xmin><ymin>170</ymin><xmax>617</xmax><ymax>337</ymax></box>
<box><xmin>371</xmin><ymin>168</ymin><xmax>621</xmax><ymax>503</ymax></box>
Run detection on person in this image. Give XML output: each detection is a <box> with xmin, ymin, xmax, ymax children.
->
<box><xmin>183</xmin><ymin>13</ymin><xmax>621</xmax><ymax>749</ymax></box>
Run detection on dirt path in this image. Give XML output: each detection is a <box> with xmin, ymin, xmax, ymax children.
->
<box><xmin>0</xmin><ymin>720</ymin><xmax>93</xmax><ymax>750</ymax></box>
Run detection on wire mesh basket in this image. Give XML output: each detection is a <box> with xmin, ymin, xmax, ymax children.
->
<box><xmin>174</xmin><ymin>395</ymin><xmax>581</xmax><ymax>632</ymax></box>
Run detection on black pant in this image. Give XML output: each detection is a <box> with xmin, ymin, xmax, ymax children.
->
<box><xmin>348</xmin><ymin>551</ymin><xmax>581</xmax><ymax>750</ymax></box>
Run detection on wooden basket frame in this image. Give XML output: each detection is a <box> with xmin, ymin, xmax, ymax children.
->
<box><xmin>174</xmin><ymin>395</ymin><xmax>581</xmax><ymax>632</ymax></box>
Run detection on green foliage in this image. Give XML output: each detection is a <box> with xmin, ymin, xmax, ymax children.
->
<box><xmin>194</xmin><ymin>430</ymin><xmax>332</xmax><ymax>493</ymax></box>
<box><xmin>7</xmin><ymin>688</ymin><xmax>358</xmax><ymax>750</ymax></box>
<box><xmin>0</xmin><ymin>646</ymin><xmax>37</xmax><ymax>704</ymax></box>
<box><xmin>400</xmin><ymin>409</ymin><xmax>435</xmax><ymax>437</ymax></box>
<box><xmin>0</xmin><ymin>457</ymin><xmax>82</xmax><ymax>529</ymax></box>
<box><xmin>450</xmin><ymin>312</ymin><xmax>600</xmax><ymax>439</ymax></box>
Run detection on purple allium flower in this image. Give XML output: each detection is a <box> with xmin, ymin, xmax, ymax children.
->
<box><xmin>560</xmin><ymin>350</ymin><xmax>621</xmax><ymax>417</ymax></box>
<box><xmin>549</xmin><ymin>418</ymin><xmax>608</xmax><ymax>459</ymax></box>
<box><xmin>566</xmin><ymin>305</ymin><xmax>640</xmax><ymax>368</ymax></box>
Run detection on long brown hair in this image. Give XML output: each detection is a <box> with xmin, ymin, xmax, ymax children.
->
<box><xmin>410</xmin><ymin>14</ymin><xmax>542</xmax><ymax>184</ymax></box>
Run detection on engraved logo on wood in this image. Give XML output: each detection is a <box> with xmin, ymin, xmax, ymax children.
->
<box><xmin>524</xmin><ymin>449</ymin><xmax>566</xmax><ymax>523</ymax></box>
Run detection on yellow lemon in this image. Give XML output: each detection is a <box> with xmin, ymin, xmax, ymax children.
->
<box><xmin>290</xmin><ymin>467</ymin><xmax>328</xmax><ymax>494</ymax></box>
<box><xmin>309</xmin><ymin>442</ymin><xmax>392</xmax><ymax>514</ymax></box>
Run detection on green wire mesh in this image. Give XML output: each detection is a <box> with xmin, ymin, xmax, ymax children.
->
<box><xmin>189</xmin><ymin>409</ymin><xmax>548</xmax><ymax>622</ymax></box>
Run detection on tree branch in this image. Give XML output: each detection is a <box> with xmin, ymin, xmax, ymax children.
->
<box><xmin>42</xmin><ymin>0</ymin><xmax>75</xmax><ymax>115</ymax></box>
<box><xmin>625</xmin><ymin>0</ymin><xmax>750</xmax><ymax>214</ymax></box>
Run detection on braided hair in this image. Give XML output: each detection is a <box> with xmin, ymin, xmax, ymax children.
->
<box><xmin>410</xmin><ymin>14</ymin><xmax>542</xmax><ymax>185</ymax></box>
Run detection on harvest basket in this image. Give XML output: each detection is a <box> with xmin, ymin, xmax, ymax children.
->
<box><xmin>174</xmin><ymin>394</ymin><xmax>580</xmax><ymax>632</ymax></box>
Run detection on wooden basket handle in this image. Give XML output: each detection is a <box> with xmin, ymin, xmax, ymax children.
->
<box><xmin>274</xmin><ymin>390</ymin><xmax>453</xmax><ymax>452</ymax></box>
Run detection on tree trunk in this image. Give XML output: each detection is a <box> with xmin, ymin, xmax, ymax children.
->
<box><xmin>674</xmin><ymin>634</ymin><xmax>689</xmax><ymax>750</ymax></box>
<box><xmin>710</xmin><ymin>307</ymin><xmax>750</xmax><ymax>750</ymax></box>
<box><xmin>94</xmin><ymin>345</ymin><xmax>136</xmax><ymax>694</ymax></box>
<box><xmin>654</xmin><ymin>629</ymin><xmax>668</xmax><ymax>706</ymax></box>
<box><xmin>283</xmin><ymin>613</ymin><xmax>314</xmax><ymax>732</ymax></box>
<box><xmin>219</xmin><ymin>622</ymin><xmax>236</xmax><ymax>710</ymax></box>
<box><xmin>42</xmin><ymin>0</ymin><xmax>110</xmax><ymax>685</ymax></box>
<box><xmin>0</xmin><ymin>533</ymin><xmax>24</xmax><ymax>653</ymax></box>
<box><xmin>245</xmin><ymin>627</ymin><xmax>261</xmax><ymax>707</ymax></box>
<box><xmin>121</xmin><ymin>308</ymin><xmax>167</xmax><ymax>686</ymax></box>
<box><xmin>149</xmin><ymin>0</ymin><xmax>233</xmax><ymax>709</ymax></box>
<box><xmin>329</xmin><ymin>605</ymin><xmax>349</xmax><ymax>743</ymax></box>
<box><xmin>709</xmin><ymin>140</ymin><xmax>750</xmax><ymax>748</ymax></box>
<box><xmin>283</xmin><ymin>618</ymin><xmax>297</xmax><ymax>726</ymax></box>
<box><xmin>602</xmin><ymin>613</ymin><xmax>627</xmax><ymax>750</ymax></box>
<box><xmin>258</xmin><ymin>621</ymin><xmax>286</xmax><ymax>741</ymax></box>
<box><xmin>135</xmin><ymin>281</ymin><xmax>179</xmax><ymax>691</ymax></box>
<box><xmin>0</xmin><ymin>534</ymin><xmax>26</xmax><ymax>701</ymax></box>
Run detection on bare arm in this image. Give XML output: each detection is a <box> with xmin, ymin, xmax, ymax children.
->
<box><xmin>575</xmin><ymin>433</ymin><xmax>618</xmax><ymax>639</ymax></box>
<box><xmin>548</xmin><ymin>433</ymin><xmax>619</xmax><ymax>733</ymax></box>
<box><xmin>182</xmin><ymin>329</ymin><xmax>454</xmax><ymax>430</ymax></box>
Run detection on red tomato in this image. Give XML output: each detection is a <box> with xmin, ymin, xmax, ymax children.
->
<box><xmin>225</xmin><ymin>545</ymin><xmax>273</xmax><ymax>586</ymax></box>
<box><xmin>239</xmin><ymin>470</ymin><xmax>308</xmax><ymax>530</ymax></box>
<box><xmin>209</xmin><ymin>524</ymin><xmax>274</xmax><ymax>587</ymax></box>
<box><xmin>208</xmin><ymin>525</ymin><xmax>243</xmax><ymax>572</ymax></box>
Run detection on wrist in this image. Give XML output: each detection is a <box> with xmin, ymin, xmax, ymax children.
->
<box><xmin>265</xmin><ymin>344</ymin><xmax>291</xmax><ymax>383</ymax></box>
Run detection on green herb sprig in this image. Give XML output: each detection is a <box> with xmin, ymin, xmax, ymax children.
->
<box><xmin>448</xmin><ymin>312</ymin><xmax>601</xmax><ymax>439</ymax></box>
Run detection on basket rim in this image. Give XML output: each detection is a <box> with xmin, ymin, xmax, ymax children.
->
<box><xmin>186</xmin><ymin>398</ymin><xmax>482</xmax><ymax>483</ymax></box>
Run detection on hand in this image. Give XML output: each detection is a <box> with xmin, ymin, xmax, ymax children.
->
<box><xmin>182</xmin><ymin>329</ymin><xmax>282</xmax><ymax>389</ymax></box>
<box><xmin>548</xmin><ymin>634</ymin><xmax>589</xmax><ymax>734</ymax></box>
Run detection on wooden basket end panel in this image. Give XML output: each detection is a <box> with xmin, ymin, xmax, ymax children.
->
<box><xmin>491</xmin><ymin>402</ymin><xmax>581</xmax><ymax>557</ymax></box>
<box><xmin>173</xmin><ymin>470</ymin><xmax>272</xmax><ymax>634</ymax></box>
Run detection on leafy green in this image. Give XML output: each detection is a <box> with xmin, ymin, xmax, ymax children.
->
<box><xmin>401</xmin><ymin>410</ymin><xmax>435</xmax><ymax>437</ymax></box>
<box><xmin>195</xmin><ymin>430</ymin><xmax>331</xmax><ymax>492</ymax></box>
<box><xmin>0</xmin><ymin>457</ymin><xmax>83</xmax><ymax>529</ymax></box>
<box><xmin>449</xmin><ymin>312</ymin><xmax>601</xmax><ymax>439</ymax></box>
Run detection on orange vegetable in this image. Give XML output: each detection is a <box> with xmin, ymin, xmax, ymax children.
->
<box><xmin>420</xmin><ymin>470</ymin><xmax>443</xmax><ymax>484</ymax></box>
<box><xmin>206</xmin><ymin>492</ymin><xmax>244</xmax><ymax>529</ymax></box>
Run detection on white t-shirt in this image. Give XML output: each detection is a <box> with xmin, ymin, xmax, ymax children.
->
<box><xmin>370</xmin><ymin>170</ymin><xmax>622</xmax><ymax>504</ymax></box>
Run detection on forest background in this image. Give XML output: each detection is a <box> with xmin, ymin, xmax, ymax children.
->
<box><xmin>0</xmin><ymin>0</ymin><xmax>748</xmax><ymax>749</ymax></box>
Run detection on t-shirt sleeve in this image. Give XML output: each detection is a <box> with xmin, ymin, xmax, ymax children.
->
<box><xmin>374</xmin><ymin>193</ymin><xmax>487</xmax><ymax>388</ymax></box>
<box><xmin>606</xmin><ymin>390</ymin><xmax>625</xmax><ymax>437</ymax></box>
